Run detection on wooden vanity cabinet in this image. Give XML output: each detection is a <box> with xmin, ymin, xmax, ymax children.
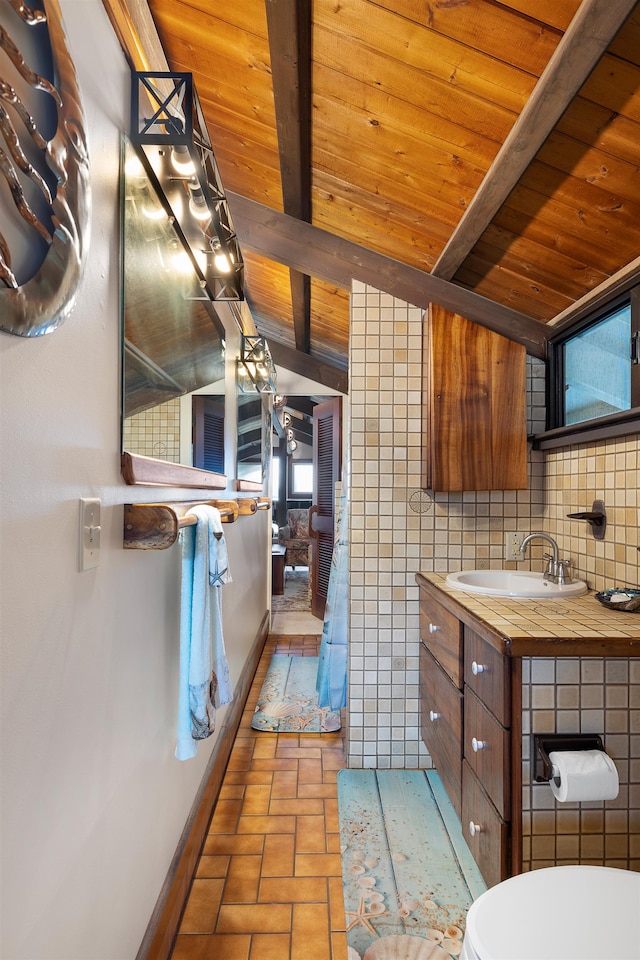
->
<box><xmin>420</xmin><ymin>643</ymin><xmax>463</xmax><ymax>816</ymax></box>
<box><xmin>419</xmin><ymin>588</ymin><xmax>517</xmax><ymax>887</ymax></box>
<box><xmin>421</xmin><ymin>303</ymin><xmax>528</xmax><ymax>492</ymax></box>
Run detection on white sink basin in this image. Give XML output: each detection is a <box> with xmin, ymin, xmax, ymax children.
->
<box><xmin>445</xmin><ymin>569</ymin><xmax>588</xmax><ymax>598</ymax></box>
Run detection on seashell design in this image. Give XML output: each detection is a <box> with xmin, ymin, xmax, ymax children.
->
<box><xmin>368</xmin><ymin>892</ymin><xmax>385</xmax><ymax>903</ymax></box>
<box><xmin>322</xmin><ymin>713</ymin><xmax>342</xmax><ymax>731</ymax></box>
<box><xmin>364</xmin><ymin>856</ymin><xmax>379</xmax><ymax>869</ymax></box>
<box><xmin>401</xmin><ymin>898</ymin><xmax>419</xmax><ymax>912</ymax></box>
<box><xmin>350</xmin><ymin>863</ymin><xmax>366</xmax><ymax>875</ymax></box>
<box><xmin>392</xmin><ymin>852</ymin><xmax>408</xmax><ymax>862</ymax></box>
<box><xmin>352</xmin><ymin>851</ymin><xmax>365</xmax><ymax>861</ymax></box>
<box><xmin>358</xmin><ymin>875</ymin><xmax>376</xmax><ymax>888</ymax></box>
<box><xmin>426</xmin><ymin>929</ymin><xmax>444</xmax><ymax>942</ymax></box>
<box><xmin>423</xmin><ymin>899</ymin><xmax>437</xmax><ymax>910</ymax></box>
<box><xmin>363</xmin><ymin>934</ymin><xmax>451</xmax><ymax>960</ymax></box>
<box><xmin>368</xmin><ymin>900</ymin><xmax>386</xmax><ymax>915</ymax></box>
<box><xmin>442</xmin><ymin>939</ymin><xmax>462</xmax><ymax>957</ymax></box>
<box><xmin>445</xmin><ymin>926</ymin><xmax>463</xmax><ymax>940</ymax></box>
<box><xmin>260</xmin><ymin>700</ymin><xmax>303</xmax><ymax>718</ymax></box>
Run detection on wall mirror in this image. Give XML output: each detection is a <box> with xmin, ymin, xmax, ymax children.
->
<box><xmin>236</xmin><ymin>392</ymin><xmax>270</xmax><ymax>491</ymax></box>
<box><xmin>120</xmin><ymin>137</ymin><xmax>228</xmax><ymax>486</ymax></box>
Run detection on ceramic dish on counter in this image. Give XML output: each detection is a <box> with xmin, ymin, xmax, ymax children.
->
<box><xmin>594</xmin><ymin>588</ymin><xmax>640</xmax><ymax>612</ymax></box>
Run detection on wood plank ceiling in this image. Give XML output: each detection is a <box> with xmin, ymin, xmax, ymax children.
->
<box><xmin>116</xmin><ymin>0</ymin><xmax>640</xmax><ymax>391</ymax></box>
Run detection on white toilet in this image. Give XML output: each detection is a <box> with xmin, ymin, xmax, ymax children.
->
<box><xmin>460</xmin><ymin>865</ymin><xmax>640</xmax><ymax>960</ymax></box>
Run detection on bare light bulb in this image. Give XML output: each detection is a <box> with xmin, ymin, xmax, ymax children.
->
<box><xmin>171</xmin><ymin>144</ymin><xmax>195</xmax><ymax>176</ymax></box>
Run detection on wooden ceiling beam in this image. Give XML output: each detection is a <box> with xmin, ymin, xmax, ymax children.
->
<box><xmin>431</xmin><ymin>0</ymin><xmax>638</xmax><ymax>281</ymax></box>
<box><xmin>265</xmin><ymin>0</ymin><xmax>312</xmax><ymax>353</ymax></box>
<box><xmin>268</xmin><ymin>340</ymin><xmax>349</xmax><ymax>394</ymax></box>
<box><xmin>228</xmin><ymin>192</ymin><xmax>549</xmax><ymax>359</ymax></box>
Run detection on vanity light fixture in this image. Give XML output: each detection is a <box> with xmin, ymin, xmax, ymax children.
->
<box><xmin>130</xmin><ymin>70</ymin><xmax>243</xmax><ymax>301</ymax></box>
<box><xmin>237</xmin><ymin>334</ymin><xmax>277</xmax><ymax>394</ymax></box>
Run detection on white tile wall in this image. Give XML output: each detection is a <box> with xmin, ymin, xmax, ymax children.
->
<box><xmin>347</xmin><ymin>281</ymin><xmax>640</xmax><ymax>768</ymax></box>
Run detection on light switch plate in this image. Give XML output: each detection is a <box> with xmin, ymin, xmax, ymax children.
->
<box><xmin>79</xmin><ymin>498</ymin><xmax>101</xmax><ymax>571</ymax></box>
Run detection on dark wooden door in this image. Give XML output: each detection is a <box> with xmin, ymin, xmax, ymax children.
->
<box><xmin>310</xmin><ymin>397</ymin><xmax>342</xmax><ymax>620</ymax></box>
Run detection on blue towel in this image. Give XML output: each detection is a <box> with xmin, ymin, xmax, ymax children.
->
<box><xmin>316</xmin><ymin>490</ymin><xmax>348</xmax><ymax>710</ymax></box>
<box><xmin>176</xmin><ymin>505</ymin><xmax>233</xmax><ymax>761</ymax></box>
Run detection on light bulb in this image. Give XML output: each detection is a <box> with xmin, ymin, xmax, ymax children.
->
<box><xmin>171</xmin><ymin>144</ymin><xmax>195</xmax><ymax>176</ymax></box>
<box><xmin>214</xmin><ymin>250</ymin><xmax>231</xmax><ymax>273</ymax></box>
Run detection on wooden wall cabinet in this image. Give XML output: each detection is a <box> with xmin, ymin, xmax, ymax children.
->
<box><xmin>419</xmin><ymin>587</ymin><xmax>519</xmax><ymax>887</ymax></box>
<box><xmin>421</xmin><ymin>303</ymin><xmax>528</xmax><ymax>492</ymax></box>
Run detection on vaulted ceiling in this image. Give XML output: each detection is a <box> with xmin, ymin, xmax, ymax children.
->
<box><xmin>107</xmin><ymin>0</ymin><xmax>640</xmax><ymax>393</ymax></box>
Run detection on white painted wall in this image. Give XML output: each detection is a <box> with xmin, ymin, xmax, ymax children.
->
<box><xmin>0</xmin><ymin>3</ymin><xmax>268</xmax><ymax>958</ymax></box>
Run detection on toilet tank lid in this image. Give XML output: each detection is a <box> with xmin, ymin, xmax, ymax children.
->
<box><xmin>465</xmin><ymin>866</ymin><xmax>640</xmax><ymax>960</ymax></box>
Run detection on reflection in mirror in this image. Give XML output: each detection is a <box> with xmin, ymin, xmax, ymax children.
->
<box><xmin>237</xmin><ymin>393</ymin><xmax>270</xmax><ymax>487</ymax></box>
<box><xmin>121</xmin><ymin>138</ymin><xmax>227</xmax><ymax>475</ymax></box>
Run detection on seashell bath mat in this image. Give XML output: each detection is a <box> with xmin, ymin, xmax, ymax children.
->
<box><xmin>251</xmin><ymin>655</ymin><xmax>341</xmax><ymax>732</ymax></box>
<box><xmin>338</xmin><ymin>770</ymin><xmax>486</xmax><ymax>959</ymax></box>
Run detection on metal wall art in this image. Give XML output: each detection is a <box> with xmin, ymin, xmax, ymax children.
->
<box><xmin>0</xmin><ymin>0</ymin><xmax>90</xmax><ymax>337</ymax></box>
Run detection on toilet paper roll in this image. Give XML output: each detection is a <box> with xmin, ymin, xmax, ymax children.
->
<box><xmin>549</xmin><ymin>749</ymin><xmax>619</xmax><ymax>803</ymax></box>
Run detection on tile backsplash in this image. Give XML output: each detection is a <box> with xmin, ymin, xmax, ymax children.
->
<box><xmin>122</xmin><ymin>399</ymin><xmax>181</xmax><ymax>462</ymax></box>
<box><xmin>522</xmin><ymin>656</ymin><xmax>640</xmax><ymax>871</ymax></box>
<box><xmin>347</xmin><ymin>281</ymin><xmax>640</xmax><ymax>769</ymax></box>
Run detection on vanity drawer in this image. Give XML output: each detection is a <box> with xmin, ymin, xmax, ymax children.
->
<box><xmin>464</xmin><ymin>687</ymin><xmax>510</xmax><ymax>819</ymax></box>
<box><xmin>464</xmin><ymin>628</ymin><xmax>511</xmax><ymax>727</ymax></box>
<box><xmin>420</xmin><ymin>642</ymin><xmax>463</xmax><ymax>815</ymax></box>
<box><xmin>419</xmin><ymin>589</ymin><xmax>463</xmax><ymax>688</ymax></box>
<box><xmin>462</xmin><ymin>762</ymin><xmax>509</xmax><ymax>889</ymax></box>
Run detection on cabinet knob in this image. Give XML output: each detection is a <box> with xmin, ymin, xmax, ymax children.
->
<box><xmin>471</xmin><ymin>661</ymin><xmax>485</xmax><ymax>675</ymax></box>
<box><xmin>429</xmin><ymin>710</ymin><xmax>440</xmax><ymax>722</ymax></box>
<box><xmin>428</xmin><ymin>623</ymin><xmax>439</xmax><ymax>634</ymax></box>
<box><xmin>469</xmin><ymin>820</ymin><xmax>482</xmax><ymax>837</ymax></box>
<box><xmin>471</xmin><ymin>737</ymin><xmax>486</xmax><ymax>752</ymax></box>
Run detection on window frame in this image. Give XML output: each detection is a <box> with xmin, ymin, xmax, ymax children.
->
<box><xmin>289</xmin><ymin>459</ymin><xmax>313</xmax><ymax>498</ymax></box>
<box><xmin>535</xmin><ymin>282</ymin><xmax>640</xmax><ymax>450</ymax></box>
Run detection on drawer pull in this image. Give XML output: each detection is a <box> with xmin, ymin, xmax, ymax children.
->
<box><xmin>471</xmin><ymin>661</ymin><xmax>485</xmax><ymax>676</ymax></box>
<box><xmin>471</xmin><ymin>737</ymin><xmax>486</xmax><ymax>752</ymax></box>
<box><xmin>469</xmin><ymin>820</ymin><xmax>482</xmax><ymax>837</ymax></box>
<box><xmin>429</xmin><ymin>710</ymin><xmax>441</xmax><ymax>722</ymax></box>
<box><xmin>428</xmin><ymin>623</ymin><xmax>440</xmax><ymax>634</ymax></box>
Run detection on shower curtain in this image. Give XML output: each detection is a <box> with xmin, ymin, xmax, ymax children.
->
<box><xmin>316</xmin><ymin>488</ymin><xmax>348</xmax><ymax>710</ymax></box>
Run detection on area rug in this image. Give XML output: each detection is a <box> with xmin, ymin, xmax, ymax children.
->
<box><xmin>251</xmin><ymin>655</ymin><xmax>341</xmax><ymax>732</ymax></box>
<box><xmin>271</xmin><ymin>568</ymin><xmax>310</xmax><ymax>612</ymax></box>
<box><xmin>338</xmin><ymin>769</ymin><xmax>486</xmax><ymax>960</ymax></box>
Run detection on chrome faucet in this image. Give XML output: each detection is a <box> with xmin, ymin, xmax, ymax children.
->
<box><xmin>519</xmin><ymin>533</ymin><xmax>571</xmax><ymax>584</ymax></box>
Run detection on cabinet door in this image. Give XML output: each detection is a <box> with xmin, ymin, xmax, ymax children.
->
<box><xmin>419</xmin><ymin>587</ymin><xmax>463</xmax><ymax>688</ymax></box>
<box><xmin>420</xmin><ymin>643</ymin><xmax>463</xmax><ymax>815</ymax></box>
<box><xmin>464</xmin><ymin>687</ymin><xmax>511</xmax><ymax>819</ymax></box>
<box><xmin>462</xmin><ymin>762</ymin><xmax>509</xmax><ymax>888</ymax></box>
<box><xmin>422</xmin><ymin>303</ymin><xmax>528</xmax><ymax>492</ymax></box>
<box><xmin>465</xmin><ymin>628</ymin><xmax>511</xmax><ymax>727</ymax></box>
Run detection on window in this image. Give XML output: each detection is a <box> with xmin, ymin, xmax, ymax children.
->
<box><xmin>290</xmin><ymin>461</ymin><xmax>313</xmax><ymax>497</ymax></box>
<box><xmin>271</xmin><ymin>456</ymin><xmax>280</xmax><ymax>500</ymax></box>
<box><xmin>542</xmin><ymin>285</ymin><xmax>640</xmax><ymax>447</ymax></box>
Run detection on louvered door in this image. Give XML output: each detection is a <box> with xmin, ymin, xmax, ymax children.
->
<box><xmin>310</xmin><ymin>397</ymin><xmax>342</xmax><ymax>619</ymax></box>
<box><xmin>192</xmin><ymin>396</ymin><xmax>225</xmax><ymax>474</ymax></box>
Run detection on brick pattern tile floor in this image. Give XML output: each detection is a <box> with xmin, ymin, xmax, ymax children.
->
<box><xmin>170</xmin><ymin>634</ymin><xmax>348</xmax><ymax>960</ymax></box>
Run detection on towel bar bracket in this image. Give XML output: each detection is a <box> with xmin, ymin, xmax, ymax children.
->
<box><xmin>123</xmin><ymin>498</ymin><xmax>271</xmax><ymax>550</ymax></box>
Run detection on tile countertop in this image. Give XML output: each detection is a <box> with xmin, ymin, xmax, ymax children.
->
<box><xmin>416</xmin><ymin>572</ymin><xmax>640</xmax><ymax>657</ymax></box>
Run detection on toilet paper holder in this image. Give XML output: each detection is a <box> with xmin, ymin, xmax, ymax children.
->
<box><xmin>533</xmin><ymin>733</ymin><xmax>605</xmax><ymax>783</ymax></box>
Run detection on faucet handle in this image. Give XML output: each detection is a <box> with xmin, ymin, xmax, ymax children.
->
<box><xmin>556</xmin><ymin>558</ymin><xmax>572</xmax><ymax>584</ymax></box>
<box><xmin>542</xmin><ymin>553</ymin><xmax>555</xmax><ymax>577</ymax></box>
